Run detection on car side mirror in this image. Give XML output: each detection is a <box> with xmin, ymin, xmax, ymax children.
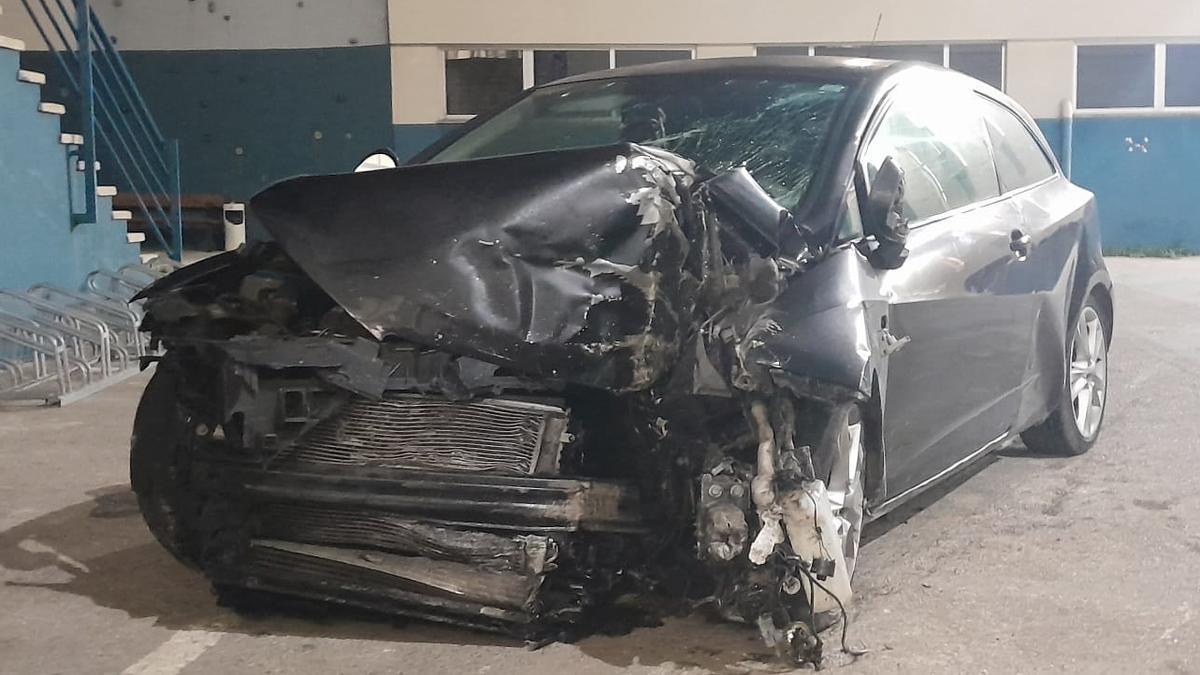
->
<box><xmin>704</xmin><ymin>167</ymin><xmax>788</xmax><ymax>258</ymax></box>
<box><xmin>354</xmin><ymin>149</ymin><xmax>399</xmax><ymax>172</ymax></box>
<box><xmin>861</xmin><ymin>157</ymin><xmax>909</xmax><ymax>269</ymax></box>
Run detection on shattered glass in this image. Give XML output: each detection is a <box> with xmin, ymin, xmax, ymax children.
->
<box><xmin>430</xmin><ymin>75</ymin><xmax>848</xmax><ymax>209</ymax></box>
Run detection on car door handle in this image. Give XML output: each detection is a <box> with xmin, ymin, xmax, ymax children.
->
<box><xmin>1009</xmin><ymin>229</ymin><xmax>1032</xmax><ymax>260</ymax></box>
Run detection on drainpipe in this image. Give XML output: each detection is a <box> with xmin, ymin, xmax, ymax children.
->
<box><xmin>1060</xmin><ymin>98</ymin><xmax>1075</xmax><ymax>180</ymax></box>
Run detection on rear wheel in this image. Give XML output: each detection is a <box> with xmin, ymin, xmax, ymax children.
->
<box><xmin>1021</xmin><ymin>297</ymin><xmax>1109</xmax><ymax>456</ymax></box>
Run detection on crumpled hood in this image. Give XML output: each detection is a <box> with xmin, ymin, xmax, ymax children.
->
<box><xmin>249</xmin><ymin>143</ymin><xmax>701</xmax><ymax>391</ymax></box>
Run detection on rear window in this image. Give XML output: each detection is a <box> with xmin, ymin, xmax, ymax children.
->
<box><xmin>979</xmin><ymin>97</ymin><xmax>1056</xmax><ymax>192</ymax></box>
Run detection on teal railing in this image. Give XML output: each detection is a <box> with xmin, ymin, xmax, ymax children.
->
<box><xmin>17</xmin><ymin>0</ymin><xmax>183</xmax><ymax>260</ymax></box>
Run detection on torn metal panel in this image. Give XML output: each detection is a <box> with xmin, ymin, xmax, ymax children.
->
<box><xmin>132</xmin><ymin>147</ymin><xmax>858</xmax><ymax>665</ymax></box>
<box><xmin>249</xmin><ymin>143</ymin><xmax>701</xmax><ymax>392</ymax></box>
<box><xmin>251</xmin><ymin>540</ymin><xmax>543</xmax><ymax>611</ymax></box>
<box><xmin>217</xmin><ymin>335</ymin><xmax>389</xmax><ymax>398</ymax></box>
<box><xmin>257</xmin><ymin>503</ymin><xmax>555</xmax><ymax>575</ymax></box>
<box><xmin>196</xmin><ymin>462</ymin><xmax>648</xmax><ymax>533</ymax></box>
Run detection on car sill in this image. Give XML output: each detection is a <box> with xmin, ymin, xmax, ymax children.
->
<box><xmin>868</xmin><ymin>429</ymin><xmax>1013</xmax><ymax>519</ymax></box>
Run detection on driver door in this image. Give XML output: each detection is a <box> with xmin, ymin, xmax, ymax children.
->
<box><xmin>862</xmin><ymin>84</ymin><xmax>1037</xmax><ymax>499</ymax></box>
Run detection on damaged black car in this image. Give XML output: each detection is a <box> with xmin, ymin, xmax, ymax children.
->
<box><xmin>129</xmin><ymin>57</ymin><xmax>1113</xmax><ymax>664</ymax></box>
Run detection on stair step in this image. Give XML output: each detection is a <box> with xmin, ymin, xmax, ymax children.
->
<box><xmin>127</xmin><ymin>232</ymin><xmax>146</xmax><ymax>244</ymax></box>
<box><xmin>97</xmin><ymin>185</ymin><xmax>117</xmax><ymax>197</ymax></box>
<box><xmin>38</xmin><ymin>101</ymin><xmax>66</xmax><ymax>115</ymax></box>
<box><xmin>60</xmin><ymin>133</ymin><xmax>84</xmax><ymax>146</ymax></box>
<box><xmin>17</xmin><ymin>69</ymin><xmax>46</xmax><ymax>85</ymax></box>
<box><xmin>111</xmin><ymin>210</ymin><xmax>134</xmax><ymax>221</ymax></box>
<box><xmin>75</xmin><ymin>159</ymin><xmax>101</xmax><ymax>171</ymax></box>
<box><xmin>0</xmin><ymin>35</ymin><xmax>25</xmax><ymax>52</ymax></box>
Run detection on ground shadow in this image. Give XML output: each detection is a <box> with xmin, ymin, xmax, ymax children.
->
<box><xmin>0</xmin><ymin>460</ymin><xmax>1002</xmax><ymax>673</ymax></box>
<box><xmin>0</xmin><ymin>484</ymin><xmax>518</xmax><ymax>648</ymax></box>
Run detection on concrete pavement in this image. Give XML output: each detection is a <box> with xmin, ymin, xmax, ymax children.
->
<box><xmin>1</xmin><ymin>257</ymin><xmax>1198</xmax><ymax>674</ymax></box>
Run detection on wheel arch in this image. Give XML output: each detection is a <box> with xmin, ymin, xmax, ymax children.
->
<box><xmin>1087</xmin><ymin>281</ymin><xmax>1114</xmax><ymax>346</ymax></box>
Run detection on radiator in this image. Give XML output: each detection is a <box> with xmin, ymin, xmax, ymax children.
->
<box><xmin>279</xmin><ymin>395</ymin><xmax>567</xmax><ymax>475</ymax></box>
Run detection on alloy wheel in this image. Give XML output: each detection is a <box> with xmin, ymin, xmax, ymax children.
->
<box><xmin>1070</xmin><ymin>306</ymin><xmax>1108</xmax><ymax>441</ymax></box>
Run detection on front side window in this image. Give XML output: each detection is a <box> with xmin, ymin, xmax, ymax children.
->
<box><xmin>431</xmin><ymin>75</ymin><xmax>852</xmax><ymax>210</ymax></box>
<box><xmin>861</xmin><ymin>87</ymin><xmax>1000</xmax><ymax>223</ymax></box>
<box><xmin>979</xmin><ymin>97</ymin><xmax>1056</xmax><ymax>192</ymax></box>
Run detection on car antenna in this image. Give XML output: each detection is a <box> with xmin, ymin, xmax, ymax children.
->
<box><xmin>866</xmin><ymin>13</ymin><xmax>883</xmax><ymax>58</ymax></box>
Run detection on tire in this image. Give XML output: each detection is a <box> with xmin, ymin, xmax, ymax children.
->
<box><xmin>130</xmin><ymin>367</ymin><xmax>199</xmax><ymax>568</ymax></box>
<box><xmin>1020</xmin><ymin>295</ymin><xmax>1110</xmax><ymax>456</ymax></box>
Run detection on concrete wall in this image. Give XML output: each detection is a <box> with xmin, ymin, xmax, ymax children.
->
<box><xmin>2</xmin><ymin>0</ymin><xmax>389</xmax><ymax>49</ymax></box>
<box><xmin>387</xmin><ymin>0</ymin><xmax>1200</xmax><ymax>44</ymax></box>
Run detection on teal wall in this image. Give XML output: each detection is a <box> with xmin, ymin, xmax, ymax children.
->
<box><xmin>393</xmin><ymin>123</ymin><xmax>456</xmax><ymax>162</ymax></box>
<box><xmin>24</xmin><ymin>46</ymin><xmax>394</xmax><ymax>201</ymax></box>
<box><xmin>0</xmin><ymin>49</ymin><xmax>137</xmax><ymax>291</ymax></box>
<box><xmin>1038</xmin><ymin>116</ymin><xmax>1200</xmax><ymax>252</ymax></box>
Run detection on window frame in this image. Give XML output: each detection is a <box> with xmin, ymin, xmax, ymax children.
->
<box><xmin>443</xmin><ymin>49</ymin><xmax>526</xmax><ymax>119</ymax></box>
<box><xmin>1075</xmin><ymin>41</ymin><xmax>1200</xmax><ymax>116</ymax></box>
<box><xmin>442</xmin><ymin>46</ymin><xmax>696</xmax><ymax>122</ymax></box>
<box><xmin>853</xmin><ymin>80</ymin><xmax>1058</xmax><ymax>233</ymax></box>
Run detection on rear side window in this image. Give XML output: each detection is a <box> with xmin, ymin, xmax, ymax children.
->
<box><xmin>979</xmin><ymin>98</ymin><xmax>1056</xmax><ymax>192</ymax></box>
<box><xmin>861</xmin><ymin>88</ymin><xmax>1000</xmax><ymax>223</ymax></box>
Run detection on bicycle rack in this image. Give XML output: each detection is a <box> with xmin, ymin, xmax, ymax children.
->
<box><xmin>27</xmin><ymin>285</ymin><xmax>146</xmax><ymax>357</ymax></box>
<box><xmin>0</xmin><ymin>262</ymin><xmax>163</xmax><ymax>405</ymax></box>
<box><xmin>0</xmin><ymin>313</ymin><xmax>92</xmax><ymax>401</ymax></box>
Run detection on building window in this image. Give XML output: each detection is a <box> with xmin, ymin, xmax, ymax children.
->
<box><xmin>1076</xmin><ymin>45</ymin><xmax>1155</xmax><ymax>109</ymax></box>
<box><xmin>445</xmin><ymin>49</ymin><xmax>523</xmax><ymax>116</ymax></box>
<box><xmin>445</xmin><ymin>48</ymin><xmax>694</xmax><ymax>117</ymax></box>
<box><xmin>755</xmin><ymin>46</ymin><xmax>810</xmax><ymax>57</ymax></box>
<box><xmin>813</xmin><ymin>43</ymin><xmax>944</xmax><ymax>66</ymax></box>
<box><xmin>1166</xmin><ymin>44</ymin><xmax>1200</xmax><ymax>107</ymax></box>
<box><xmin>533</xmin><ymin>50</ymin><xmax>610</xmax><ymax>86</ymax></box>
<box><xmin>949</xmin><ymin>44</ymin><xmax>1004</xmax><ymax>90</ymax></box>
<box><xmin>756</xmin><ymin>43</ymin><xmax>1005</xmax><ymax>90</ymax></box>
<box><xmin>614</xmin><ymin>49</ymin><xmax>692</xmax><ymax>68</ymax></box>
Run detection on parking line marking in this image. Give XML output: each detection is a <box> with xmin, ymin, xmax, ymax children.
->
<box><xmin>121</xmin><ymin>630</ymin><xmax>222</xmax><ymax>675</ymax></box>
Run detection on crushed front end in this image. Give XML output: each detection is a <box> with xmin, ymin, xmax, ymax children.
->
<box><xmin>132</xmin><ymin>143</ymin><xmax>862</xmax><ymax>662</ymax></box>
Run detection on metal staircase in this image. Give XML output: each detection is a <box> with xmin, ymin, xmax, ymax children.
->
<box><xmin>0</xmin><ymin>2</ymin><xmax>177</xmax><ymax>404</ymax></box>
<box><xmin>17</xmin><ymin>0</ymin><xmax>183</xmax><ymax>260</ymax></box>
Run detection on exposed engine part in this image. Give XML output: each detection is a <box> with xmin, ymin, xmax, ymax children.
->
<box><xmin>778</xmin><ymin>480</ymin><xmax>853</xmax><ymax>614</ymax></box>
<box><xmin>697</xmin><ymin>463</ymin><xmax>751</xmax><ymax>562</ymax></box>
